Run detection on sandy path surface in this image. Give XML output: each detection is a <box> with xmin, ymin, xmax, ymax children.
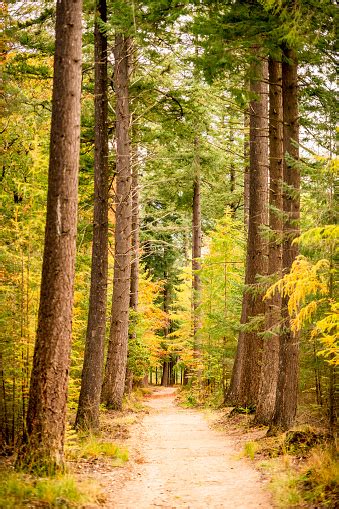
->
<box><xmin>108</xmin><ymin>387</ymin><xmax>272</xmax><ymax>509</ymax></box>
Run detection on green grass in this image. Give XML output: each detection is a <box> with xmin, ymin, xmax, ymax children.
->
<box><xmin>66</xmin><ymin>434</ymin><xmax>128</xmax><ymax>466</ymax></box>
<box><xmin>259</xmin><ymin>445</ymin><xmax>338</xmax><ymax>508</ymax></box>
<box><xmin>0</xmin><ymin>472</ymin><xmax>99</xmax><ymax>509</ymax></box>
<box><xmin>243</xmin><ymin>441</ymin><xmax>260</xmax><ymax>460</ymax></box>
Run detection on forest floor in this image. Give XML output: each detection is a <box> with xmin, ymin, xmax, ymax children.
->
<box><xmin>79</xmin><ymin>386</ymin><xmax>273</xmax><ymax>509</ymax></box>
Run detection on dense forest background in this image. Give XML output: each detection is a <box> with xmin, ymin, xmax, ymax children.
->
<box><xmin>0</xmin><ymin>0</ymin><xmax>337</xmax><ymax>501</ymax></box>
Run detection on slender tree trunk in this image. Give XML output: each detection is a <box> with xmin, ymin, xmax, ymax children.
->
<box><xmin>313</xmin><ymin>342</ymin><xmax>323</xmax><ymax>407</ymax></box>
<box><xmin>243</xmin><ymin>112</ymin><xmax>250</xmax><ymax>230</ymax></box>
<box><xmin>270</xmin><ymin>46</ymin><xmax>300</xmax><ymax>431</ymax></box>
<box><xmin>130</xmin><ymin>140</ymin><xmax>139</xmax><ymax>317</ymax></box>
<box><xmin>192</xmin><ymin>137</ymin><xmax>202</xmax><ymax>354</ymax></box>
<box><xmin>229</xmin><ymin>127</ymin><xmax>237</xmax><ymax>215</ymax></box>
<box><xmin>124</xmin><ymin>127</ymin><xmax>140</xmax><ymax>393</ymax></box>
<box><xmin>75</xmin><ymin>0</ymin><xmax>108</xmax><ymax>432</ymax></box>
<box><xmin>326</xmin><ymin>253</ymin><xmax>336</xmax><ymax>433</ymax></box>
<box><xmin>0</xmin><ymin>352</ymin><xmax>9</xmax><ymax>447</ymax></box>
<box><xmin>161</xmin><ymin>282</ymin><xmax>171</xmax><ymax>387</ymax></box>
<box><xmin>16</xmin><ymin>0</ymin><xmax>82</xmax><ymax>472</ymax></box>
<box><xmin>228</xmin><ymin>55</ymin><xmax>268</xmax><ymax>407</ymax></box>
<box><xmin>101</xmin><ymin>34</ymin><xmax>132</xmax><ymax>410</ymax></box>
<box><xmin>255</xmin><ymin>58</ymin><xmax>283</xmax><ymax>424</ymax></box>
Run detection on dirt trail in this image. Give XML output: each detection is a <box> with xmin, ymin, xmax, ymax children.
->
<box><xmin>106</xmin><ymin>387</ymin><xmax>272</xmax><ymax>509</ymax></box>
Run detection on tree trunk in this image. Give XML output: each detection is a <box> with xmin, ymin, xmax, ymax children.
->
<box><xmin>16</xmin><ymin>0</ymin><xmax>82</xmax><ymax>472</ymax></box>
<box><xmin>130</xmin><ymin>138</ymin><xmax>139</xmax><ymax>314</ymax></box>
<box><xmin>125</xmin><ymin>127</ymin><xmax>140</xmax><ymax>393</ymax></box>
<box><xmin>101</xmin><ymin>34</ymin><xmax>132</xmax><ymax>410</ymax></box>
<box><xmin>255</xmin><ymin>58</ymin><xmax>283</xmax><ymax>424</ymax></box>
<box><xmin>192</xmin><ymin>137</ymin><xmax>202</xmax><ymax>353</ymax></box>
<box><xmin>75</xmin><ymin>0</ymin><xmax>108</xmax><ymax>432</ymax></box>
<box><xmin>243</xmin><ymin>112</ymin><xmax>250</xmax><ymax>230</ymax></box>
<box><xmin>161</xmin><ymin>362</ymin><xmax>169</xmax><ymax>386</ymax></box>
<box><xmin>228</xmin><ymin>55</ymin><xmax>268</xmax><ymax>407</ymax></box>
<box><xmin>270</xmin><ymin>46</ymin><xmax>300</xmax><ymax>431</ymax></box>
<box><xmin>0</xmin><ymin>352</ymin><xmax>9</xmax><ymax>448</ymax></box>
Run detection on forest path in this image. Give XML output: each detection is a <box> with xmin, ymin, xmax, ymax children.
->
<box><xmin>105</xmin><ymin>387</ymin><xmax>273</xmax><ymax>509</ymax></box>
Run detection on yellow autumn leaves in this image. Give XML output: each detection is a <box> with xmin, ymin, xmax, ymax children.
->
<box><xmin>264</xmin><ymin>225</ymin><xmax>338</xmax><ymax>365</ymax></box>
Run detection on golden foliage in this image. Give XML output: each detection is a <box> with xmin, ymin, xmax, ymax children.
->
<box><xmin>264</xmin><ymin>255</ymin><xmax>338</xmax><ymax>365</ymax></box>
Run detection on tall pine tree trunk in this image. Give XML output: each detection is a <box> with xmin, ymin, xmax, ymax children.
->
<box><xmin>192</xmin><ymin>137</ymin><xmax>202</xmax><ymax>354</ymax></box>
<box><xmin>270</xmin><ymin>46</ymin><xmax>300</xmax><ymax>431</ymax></box>
<box><xmin>255</xmin><ymin>57</ymin><xmax>283</xmax><ymax>424</ymax></box>
<box><xmin>125</xmin><ymin>130</ymin><xmax>139</xmax><ymax>395</ymax></box>
<box><xmin>228</xmin><ymin>55</ymin><xmax>268</xmax><ymax>407</ymax></box>
<box><xmin>76</xmin><ymin>0</ymin><xmax>108</xmax><ymax>431</ymax></box>
<box><xmin>243</xmin><ymin>107</ymin><xmax>250</xmax><ymax>229</ymax></box>
<box><xmin>101</xmin><ymin>34</ymin><xmax>132</xmax><ymax>410</ymax></box>
<box><xmin>161</xmin><ymin>281</ymin><xmax>171</xmax><ymax>387</ymax></box>
<box><xmin>130</xmin><ymin>140</ymin><xmax>139</xmax><ymax>317</ymax></box>
<box><xmin>16</xmin><ymin>0</ymin><xmax>82</xmax><ymax>472</ymax></box>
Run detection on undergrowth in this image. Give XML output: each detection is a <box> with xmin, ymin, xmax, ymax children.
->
<box><xmin>123</xmin><ymin>387</ymin><xmax>150</xmax><ymax>412</ymax></box>
<box><xmin>0</xmin><ymin>472</ymin><xmax>100</xmax><ymax>509</ymax></box>
<box><xmin>66</xmin><ymin>431</ymin><xmax>128</xmax><ymax>466</ymax></box>
<box><xmin>243</xmin><ymin>428</ymin><xmax>338</xmax><ymax>508</ymax></box>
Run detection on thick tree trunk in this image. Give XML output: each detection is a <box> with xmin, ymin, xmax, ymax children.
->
<box><xmin>270</xmin><ymin>47</ymin><xmax>300</xmax><ymax>431</ymax></box>
<box><xmin>161</xmin><ymin>362</ymin><xmax>169</xmax><ymax>387</ymax></box>
<box><xmin>16</xmin><ymin>0</ymin><xmax>82</xmax><ymax>472</ymax></box>
<box><xmin>192</xmin><ymin>137</ymin><xmax>202</xmax><ymax>353</ymax></box>
<box><xmin>228</xmin><ymin>56</ymin><xmax>268</xmax><ymax>407</ymax></box>
<box><xmin>76</xmin><ymin>0</ymin><xmax>108</xmax><ymax>432</ymax></box>
<box><xmin>255</xmin><ymin>58</ymin><xmax>283</xmax><ymax>424</ymax></box>
<box><xmin>101</xmin><ymin>34</ymin><xmax>132</xmax><ymax>410</ymax></box>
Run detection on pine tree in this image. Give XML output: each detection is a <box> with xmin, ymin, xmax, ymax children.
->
<box><xmin>227</xmin><ymin>53</ymin><xmax>269</xmax><ymax>407</ymax></box>
<box><xmin>101</xmin><ymin>33</ymin><xmax>132</xmax><ymax>410</ymax></box>
<box><xmin>270</xmin><ymin>45</ymin><xmax>300</xmax><ymax>431</ymax></box>
<box><xmin>192</xmin><ymin>137</ymin><xmax>202</xmax><ymax>354</ymax></box>
<box><xmin>16</xmin><ymin>0</ymin><xmax>82</xmax><ymax>472</ymax></box>
<box><xmin>76</xmin><ymin>0</ymin><xmax>108</xmax><ymax>432</ymax></box>
<box><xmin>255</xmin><ymin>56</ymin><xmax>283</xmax><ymax>424</ymax></box>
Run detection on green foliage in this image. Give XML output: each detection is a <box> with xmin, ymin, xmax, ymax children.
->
<box><xmin>0</xmin><ymin>472</ymin><xmax>99</xmax><ymax>509</ymax></box>
<box><xmin>244</xmin><ymin>441</ymin><xmax>260</xmax><ymax>460</ymax></box>
<box><xmin>265</xmin><ymin>223</ymin><xmax>338</xmax><ymax>365</ymax></box>
<box><xmin>264</xmin><ymin>446</ymin><xmax>339</xmax><ymax>508</ymax></box>
<box><xmin>169</xmin><ymin>210</ymin><xmax>244</xmax><ymax>396</ymax></box>
<box><xmin>66</xmin><ymin>434</ymin><xmax>128</xmax><ymax>466</ymax></box>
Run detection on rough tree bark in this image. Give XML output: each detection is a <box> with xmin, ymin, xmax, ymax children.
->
<box><xmin>125</xmin><ymin>129</ymin><xmax>139</xmax><ymax>395</ymax></box>
<box><xmin>130</xmin><ymin>141</ymin><xmax>139</xmax><ymax>320</ymax></box>
<box><xmin>228</xmin><ymin>55</ymin><xmax>268</xmax><ymax>407</ymax></box>
<box><xmin>16</xmin><ymin>0</ymin><xmax>82</xmax><ymax>472</ymax></box>
<box><xmin>161</xmin><ymin>282</ymin><xmax>171</xmax><ymax>387</ymax></box>
<box><xmin>255</xmin><ymin>57</ymin><xmax>283</xmax><ymax>424</ymax></box>
<box><xmin>226</xmin><ymin>112</ymin><xmax>250</xmax><ymax>404</ymax></box>
<box><xmin>270</xmin><ymin>46</ymin><xmax>300</xmax><ymax>431</ymax></box>
<box><xmin>101</xmin><ymin>34</ymin><xmax>132</xmax><ymax>410</ymax></box>
<box><xmin>243</xmin><ymin>110</ymin><xmax>250</xmax><ymax>230</ymax></box>
<box><xmin>192</xmin><ymin>137</ymin><xmax>202</xmax><ymax>354</ymax></box>
<box><xmin>75</xmin><ymin>0</ymin><xmax>108</xmax><ymax>432</ymax></box>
